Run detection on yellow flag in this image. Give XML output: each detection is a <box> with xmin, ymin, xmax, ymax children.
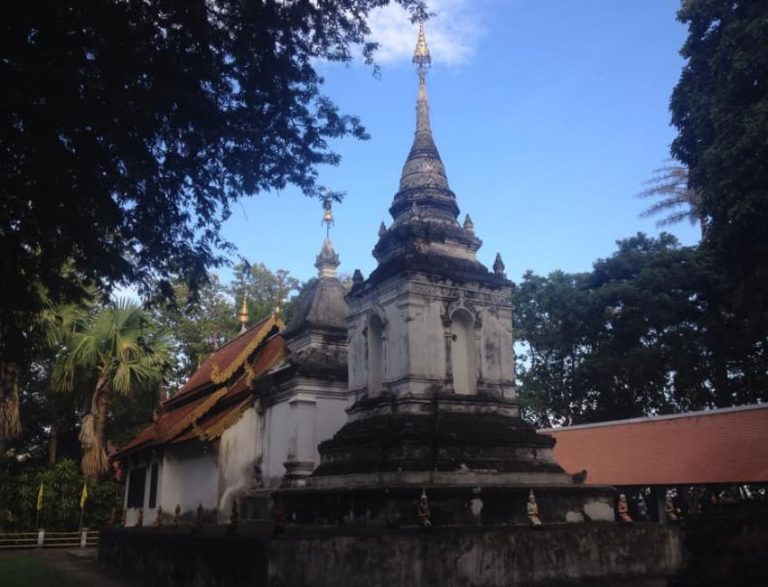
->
<box><xmin>36</xmin><ymin>482</ymin><xmax>44</xmax><ymax>512</ymax></box>
<box><xmin>80</xmin><ymin>481</ymin><xmax>88</xmax><ymax>509</ymax></box>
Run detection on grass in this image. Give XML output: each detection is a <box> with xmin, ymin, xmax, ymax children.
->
<box><xmin>0</xmin><ymin>554</ymin><xmax>80</xmax><ymax>587</ymax></box>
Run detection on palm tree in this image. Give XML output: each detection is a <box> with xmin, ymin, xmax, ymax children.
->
<box><xmin>0</xmin><ymin>362</ymin><xmax>22</xmax><ymax>461</ymax></box>
<box><xmin>40</xmin><ymin>299</ymin><xmax>92</xmax><ymax>465</ymax></box>
<box><xmin>55</xmin><ymin>300</ymin><xmax>171</xmax><ymax>477</ymax></box>
<box><xmin>638</xmin><ymin>164</ymin><xmax>706</xmax><ymax>238</ymax></box>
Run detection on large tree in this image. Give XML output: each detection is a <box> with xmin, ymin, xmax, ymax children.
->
<box><xmin>0</xmin><ymin>0</ymin><xmax>422</xmax><ymax>375</ymax></box>
<box><xmin>54</xmin><ymin>301</ymin><xmax>171</xmax><ymax>477</ymax></box>
<box><xmin>514</xmin><ymin>234</ymin><xmax>767</xmax><ymax>426</ymax></box>
<box><xmin>670</xmin><ymin>0</ymin><xmax>768</xmax><ymax>317</ymax></box>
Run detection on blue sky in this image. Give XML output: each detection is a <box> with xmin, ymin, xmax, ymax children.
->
<box><xmin>220</xmin><ymin>0</ymin><xmax>699</xmax><ymax>289</ymax></box>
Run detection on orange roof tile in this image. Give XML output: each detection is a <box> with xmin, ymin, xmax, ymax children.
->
<box><xmin>541</xmin><ymin>404</ymin><xmax>768</xmax><ymax>485</ymax></box>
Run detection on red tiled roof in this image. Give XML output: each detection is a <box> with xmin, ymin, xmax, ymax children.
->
<box><xmin>541</xmin><ymin>404</ymin><xmax>768</xmax><ymax>486</ymax></box>
<box><xmin>113</xmin><ymin>316</ymin><xmax>286</xmax><ymax>459</ymax></box>
<box><xmin>170</xmin><ymin>315</ymin><xmax>282</xmax><ymax>402</ymax></box>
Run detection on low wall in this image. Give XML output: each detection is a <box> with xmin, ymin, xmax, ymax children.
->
<box><xmin>100</xmin><ymin>523</ymin><xmax>683</xmax><ymax>587</ymax></box>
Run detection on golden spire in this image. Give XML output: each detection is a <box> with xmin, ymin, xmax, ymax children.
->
<box><xmin>321</xmin><ymin>189</ymin><xmax>335</xmax><ymax>238</ymax></box>
<box><xmin>236</xmin><ymin>293</ymin><xmax>249</xmax><ymax>333</ymax></box>
<box><xmin>316</xmin><ymin>194</ymin><xmax>340</xmax><ymax>279</ymax></box>
<box><xmin>413</xmin><ymin>18</ymin><xmax>431</xmax><ymax>81</ymax></box>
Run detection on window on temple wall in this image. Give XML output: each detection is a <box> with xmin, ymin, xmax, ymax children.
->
<box><xmin>451</xmin><ymin>309</ymin><xmax>477</xmax><ymax>395</ymax></box>
<box><xmin>367</xmin><ymin>314</ymin><xmax>385</xmax><ymax>394</ymax></box>
<box><xmin>126</xmin><ymin>467</ymin><xmax>146</xmax><ymax>508</ymax></box>
<box><xmin>148</xmin><ymin>463</ymin><xmax>159</xmax><ymax>508</ymax></box>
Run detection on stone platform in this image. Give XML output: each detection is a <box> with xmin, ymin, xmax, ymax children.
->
<box><xmin>272</xmin><ymin>393</ymin><xmax>616</xmax><ymax>527</ymax></box>
<box><xmin>99</xmin><ymin>523</ymin><xmax>684</xmax><ymax>587</ymax></box>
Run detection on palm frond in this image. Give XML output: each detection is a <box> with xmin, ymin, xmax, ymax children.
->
<box><xmin>636</xmin><ymin>164</ymin><xmax>702</xmax><ymax>229</ymax></box>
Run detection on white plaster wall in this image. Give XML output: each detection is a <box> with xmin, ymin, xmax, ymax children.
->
<box><xmin>263</xmin><ymin>401</ymin><xmax>291</xmax><ymax>488</ymax></box>
<box><xmin>158</xmin><ymin>446</ymin><xmax>218</xmax><ymax>516</ymax></box>
<box><xmin>262</xmin><ymin>392</ymin><xmax>348</xmax><ymax>487</ymax></box>
<box><xmin>217</xmin><ymin>406</ymin><xmax>260</xmax><ymax>520</ymax></box>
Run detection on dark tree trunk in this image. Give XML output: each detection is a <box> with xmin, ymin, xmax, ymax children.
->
<box><xmin>80</xmin><ymin>375</ymin><xmax>111</xmax><ymax>477</ymax></box>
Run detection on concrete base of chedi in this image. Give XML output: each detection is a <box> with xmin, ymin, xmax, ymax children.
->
<box><xmin>273</xmin><ymin>392</ymin><xmax>616</xmax><ymax>526</ymax></box>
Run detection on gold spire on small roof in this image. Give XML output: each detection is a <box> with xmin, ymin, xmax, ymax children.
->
<box><xmin>316</xmin><ymin>195</ymin><xmax>340</xmax><ymax>278</ymax></box>
<box><xmin>236</xmin><ymin>293</ymin><xmax>249</xmax><ymax>333</ymax></box>
<box><xmin>320</xmin><ymin>189</ymin><xmax>335</xmax><ymax>238</ymax></box>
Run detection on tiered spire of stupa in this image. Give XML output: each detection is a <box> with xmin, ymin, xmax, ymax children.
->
<box><xmin>370</xmin><ymin>20</ymin><xmax>489</xmax><ymax>282</ymax></box>
<box><xmin>389</xmin><ymin>19</ymin><xmax>458</xmax><ymax>223</ymax></box>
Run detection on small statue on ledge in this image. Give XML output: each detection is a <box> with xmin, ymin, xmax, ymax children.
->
<box><xmin>617</xmin><ymin>494</ymin><xmax>632</xmax><ymax>523</ymax></box>
<box><xmin>665</xmin><ymin>494</ymin><xmax>681</xmax><ymax>523</ymax></box>
<box><xmin>418</xmin><ymin>490</ymin><xmax>432</xmax><ymax>528</ymax></box>
<box><xmin>527</xmin><ymin>490</ymin><xmax>542</xmax><ymax>526</ymax></box>
<box><xmin>636</xmin><ymin>495</ymin><xmax>649</xmax><ymax>521</ymax></box>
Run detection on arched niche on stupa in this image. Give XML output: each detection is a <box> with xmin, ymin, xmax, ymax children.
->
<box><xmin>450</xmin><ymin>308</ymin><xmax>477</xmax><ymax>395</ymax></box>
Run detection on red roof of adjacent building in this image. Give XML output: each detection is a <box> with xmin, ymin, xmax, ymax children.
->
<box><xmin>113</xmin><ymin>315</ymin><xmax>286</xmax><ymax>459</ymax></box>
<box><xmin>541</xmin><ymin>404</ymin><xmax>768</xmax><ymax>486</ymax></box>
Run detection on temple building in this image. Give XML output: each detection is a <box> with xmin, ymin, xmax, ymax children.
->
<box><xmin>116</xmin><ymin>23</ymin><xmax>614</xmax><ymax>526</ymax></box>
<box><xmin>113</xmin><ymin>236</ymin><xmax>349</xmax><ymax>525</ymax></box>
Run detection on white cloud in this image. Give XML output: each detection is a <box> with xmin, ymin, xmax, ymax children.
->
<box><xmin>367</xmin><ymin>0</ymin><xmax>484</xmax><ymax>66</ymax></box>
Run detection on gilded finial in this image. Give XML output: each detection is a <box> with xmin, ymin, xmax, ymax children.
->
<box><xmin>237</xmin><ymin>292</ymin><xmax>249</xmax><ymax>333</ymax></box>
<box><xmin>413</xmin><ymin>18</ymin><xmax>431</xmax><ymax>80</ymax></box>
<box><xmin>321</xmin><ymin>189</ymin><xmax>335</xmax><ymax>238</ymax></box>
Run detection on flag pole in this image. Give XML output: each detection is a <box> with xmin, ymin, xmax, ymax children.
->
<box><xmin>35</xmin><ymin>481</ymin><xmax>44</xmax><ymax>530</ymax></box>
<box><xmin>79</xmin><ymin>480</ymin><xmax>88</xmax><ymax>533</ymax></box>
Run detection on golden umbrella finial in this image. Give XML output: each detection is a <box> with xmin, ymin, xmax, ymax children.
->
<box><xmin>413</xmin><ymin>17</ymin><xmax>431</xmax><ymax>81</ymax></box>
<box><xmin>236</xmin><ymin>293</ymin><xmax>249</xmax><ymax>333</ymax></box>
<box><xmin>320</xmin><ymin>189</ymin><xmax>335</xmax><ymax>238</ymax></box>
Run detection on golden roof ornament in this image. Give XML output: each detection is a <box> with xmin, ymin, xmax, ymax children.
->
<box><xmin>320</xmin><ymin>189</ymin><xmax>335</xmax><ymax>238</ymax></box>
<box><xmin>236</xmin><ymin>293</ymin><xmax>249</xmax><ymax>333</ymax></box>
<box><xmin>316</xmin><ymin>195</ymin><xmax>341</xmax><ymax>279</ymax></box>
<box><xmin>413</xmin><ymin>18</ymin><xmax>431</xmax><ymax>80</ymax></box>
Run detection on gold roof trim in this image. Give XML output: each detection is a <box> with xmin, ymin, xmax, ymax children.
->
<box><xmin>210</xmin><ymin>314</ymin><xmax>285</xmax><ymax>385</ymax></box>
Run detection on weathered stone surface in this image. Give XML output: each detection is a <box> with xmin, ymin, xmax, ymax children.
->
<box><xmin>100</xmin><ymin>524</ymin><xmax>684</xmax><ymax>587</ymax></box>
<box><xmin>566</xmin><ymin>510</ymin><xmax>585</xmax><ymax>523</ymax></box>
